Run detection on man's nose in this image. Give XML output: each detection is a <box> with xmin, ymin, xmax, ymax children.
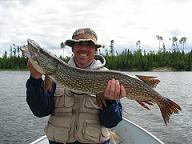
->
<box><xmin>78</xmin><ymin>45</ymin><xmax>89</xmax><ymax>50</ymax></box>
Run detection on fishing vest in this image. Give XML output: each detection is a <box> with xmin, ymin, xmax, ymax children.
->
<box><xmin>44</xmin><ymin>56</ymin><xmax>110</xmax><ymax>143</ymax></box>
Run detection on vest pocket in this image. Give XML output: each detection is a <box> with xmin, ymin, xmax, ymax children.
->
<box><xmin>83</xmin><ymin>120</ymin><xmax>101</xmax><ymax>142</ymax></box>
<box><xmin>45</xmin><ymin>123</ymin><xmax>69</xmax><ymax>142</ymax></box>
<box><xmin>54</xmin><ymin>87</ymin><xmax>65</xmax><ymax>107</ymax></box>
<box><xmin>64</xmin><ymin>90</ymin><xmax>74</xmax><ymax>108</ymax></box>
<box><xmin>82</xmin><ymin>119</ymin><xmax>110</xmax><ymax>142</ymax></box>
<box><xmin>54</xmin><ymin>88</ymin><xmax>74</xmax><ymax>112</ymax></box>
<box><xmin>84</xmin><ymin>96</ymin><xmax>99</xmax><ymax>109</ymax></box>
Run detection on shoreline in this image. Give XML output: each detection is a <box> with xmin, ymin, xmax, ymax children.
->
<box><xmin>0</xmin><ymin>68</ymin><xmax>190</xmax><ymax>72</ymax></box>
<box><xmin>0</xmin><ymin>69</ymin><xmax>28</xmax><ymax>71</ymax></box>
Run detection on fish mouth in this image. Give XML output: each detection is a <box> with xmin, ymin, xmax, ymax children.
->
<box><xmin>20</xmin><ymin>46</ymin><xmax>30</xmax><ymax>57</ymax></box>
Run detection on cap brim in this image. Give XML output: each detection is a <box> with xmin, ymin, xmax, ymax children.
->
<box><xmin>65</xmin><ymin>39</ymin><xmax>102</xmax><ymax>48</ymax></box>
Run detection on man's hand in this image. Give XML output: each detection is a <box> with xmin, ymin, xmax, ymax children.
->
<box><xmin>27</xmin><ymin>60</ymin><xmax>42</xmax><ymax>79</ymax></box>
<box><xmin>104</xmin><ymin>79</ymin><xmax>126</xmax><ymax>100</ymax></box>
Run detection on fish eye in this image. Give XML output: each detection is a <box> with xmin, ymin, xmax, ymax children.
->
<box><xmin>39</xmin><ymin>48</ymin><xmax>43</xmax><ymax>53</ymax></box>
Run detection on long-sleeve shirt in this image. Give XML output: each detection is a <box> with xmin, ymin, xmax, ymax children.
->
<box><xmin>26</xmin><ymin>76</ymin><xmax>123</xmax><ymax>128</ymax></box>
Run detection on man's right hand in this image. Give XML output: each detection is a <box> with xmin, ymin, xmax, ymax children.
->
<box><xmin>27</xmin><ymin>60</ymin><xmax>42</xmax><ymax>79</ymax></box>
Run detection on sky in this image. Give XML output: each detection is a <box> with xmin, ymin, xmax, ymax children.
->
<box><xmin>0</xmin><ymin>0</ymin><xmax>192</xmax><ymax>57</ymax></box>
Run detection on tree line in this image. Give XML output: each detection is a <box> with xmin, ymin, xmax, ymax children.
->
<box><xmin>0</xmin><ymin>41</ymin><xmax>192</xmax><ymax>71</ymax></box>
<box><xmin>104</xmin><ymin>49</ymin><xmax>192</xmax><ymax>71</ymax></box>
<box><xmin>103</xmin><ymin>38</ymin><xmax>192</xmax><ymax>71</ymax></box>
<box><xmin>0</xmin><ymin>44</ymin><xmax>27</xmax><ymax>69</ymax></box>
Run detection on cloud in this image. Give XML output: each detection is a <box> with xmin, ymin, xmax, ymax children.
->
<box><xmin>1</xmin><ymin>0</ymin><xmax>192</xmax><ymax>56</ymax></box>
<box><xmin>0</xmin><ymin>0</ymin><xmax>32</xmax><ymax>7</ymax></box>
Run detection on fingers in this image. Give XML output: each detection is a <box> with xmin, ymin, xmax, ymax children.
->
<box><xmin>106</xmin><ymin>79</ymin><xmax>120</xmax><ymax>99</ymax></box>
<box><xmin>104</xmin><ymin>79</ymin><xmax>126</xmax><ymax>100</ymax></box>
<box><xmin>120</xmin><ymin>84</ymin><xmax>126</xmax><ymax>98</ymax></box>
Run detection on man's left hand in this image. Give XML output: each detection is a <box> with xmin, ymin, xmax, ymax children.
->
<box><xmin>104</xmin><ymin>79</ymin><xmax>126</xmax><ymax>100</ymax></box>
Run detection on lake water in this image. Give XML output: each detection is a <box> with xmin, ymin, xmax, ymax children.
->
<box><xmin>0</xmin><ymin>71</ymin><xmax>191</xmax><ymax>144</ymax></box>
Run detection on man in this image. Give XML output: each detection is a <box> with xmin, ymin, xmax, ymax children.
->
<box><xmin>26</xmin><ymin>28</ymin><xmax>126</xmax><ymax>144</ymax></box>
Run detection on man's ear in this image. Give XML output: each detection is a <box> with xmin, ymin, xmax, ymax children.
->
<box><xmin>95</xmin><ymin>48</ymin><xmax>98</xmax><ymax>54</ymax></box>
<box><xmin>72</xmin><ymin>47</ymin><xmax>74</xmax><ymax>52</ymax></box>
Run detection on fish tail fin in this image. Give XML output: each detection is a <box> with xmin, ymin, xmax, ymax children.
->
<box><xmin>159</xmin><ymin>98</ymin><xmax>181</xmax><ymax>125</ymax></box>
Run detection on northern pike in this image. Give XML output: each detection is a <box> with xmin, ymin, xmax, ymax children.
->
<box><xmin>21</xmin><ymin>39</ymin><xmax>181</xmax><ymax>125</ymax></box>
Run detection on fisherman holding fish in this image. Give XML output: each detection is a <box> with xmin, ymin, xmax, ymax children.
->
<box><xmin>26</xmin><ymin>28</ymin><xmax>127</xmax><ymax>144</ymax></box>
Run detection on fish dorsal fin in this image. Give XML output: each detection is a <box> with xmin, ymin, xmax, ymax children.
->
<box><xmin>136</xmin><ymin>75</ymin><xmax>160</xmax><ymax>88</ymax></box>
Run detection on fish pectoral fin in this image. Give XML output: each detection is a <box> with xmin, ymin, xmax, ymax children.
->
<box><xmin>137</xmin><ymin>100</ymin><xmax>154</xmax><ymax>110</ymax></box>
<box><xmin>136</xmin><ymin>75</ymin><xmax>160</xmax><ymax>88</ymax></box>
<box><xmin>95</xmin><ymin>93</ymin><xmax>106</xmax><ymax>109</ymax></box>
<box><xmin>44</xmin><ymin>75</ymin><xmax>53</xmax><ymax>92</ymax></box>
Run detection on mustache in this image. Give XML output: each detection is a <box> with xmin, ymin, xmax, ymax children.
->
<box><xmin>77</xmin><ymin>50</ymin><xmax>89</xmax><ymax>53</ymax></box>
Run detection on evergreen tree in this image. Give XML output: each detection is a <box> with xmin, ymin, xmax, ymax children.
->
<box><xmin>179</xmin><ymin>37</ymin><xmax>187</xmax><ymax>52</ymax></box>
<box><xmin>110</xmin><ymin>40</ymin><xmax>114</xmax><ymax>56</ymax></box>
<box><xmin>156</xmin><ymin>35</ymin><xmax>163</xmax><ymax>51</ymax></box>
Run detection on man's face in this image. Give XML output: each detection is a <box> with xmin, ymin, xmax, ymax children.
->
<box><xmin>72</xmin><ymin>42</ymin><xmax>97</xmax><ymax>69</ymax></box>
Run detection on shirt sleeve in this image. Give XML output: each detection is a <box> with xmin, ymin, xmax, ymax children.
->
<box><xmin>26</xmin><ymin>76</ymin><xmax>56</xmax><ymax>117</ymax></box>
<box><xmin>98</xmin><ymin>99</ymin><xmax>122</xmax><ymax>128</ymax></box>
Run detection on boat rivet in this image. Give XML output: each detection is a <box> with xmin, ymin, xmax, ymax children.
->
<box><xmin>124</xmin><ymin>128</ymin><xmax>128</xmax><ymax>133</ymax></box>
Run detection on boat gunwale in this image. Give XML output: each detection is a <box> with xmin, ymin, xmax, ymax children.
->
<box><xmin>121</xmin><ymin>117</ymin><xmax>164</xmax><ymax>144</ymax></box>
<box><xmin>30</xmin><ymin>135</ymin><xmax>47</xmax><ymax>144</ymax></box>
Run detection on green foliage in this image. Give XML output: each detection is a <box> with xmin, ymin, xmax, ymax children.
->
<box><xmin>104</xmin><ymin>49</ymin><xmax>192</xmax><ymax>71</ymax></box>
<box><xmin>0</xmin><ymin>44</ymin><xmax>28</xmax><ymax>70</ymax></box>
<box><xmin>0</xmin><ymin>56</ymin><xmax>27</xmax><ymax>70</ymax></box>
<box><xmin>0</xmin><ymin>47</ymin><xmax>191</xmax><ymax>71</ymax></box>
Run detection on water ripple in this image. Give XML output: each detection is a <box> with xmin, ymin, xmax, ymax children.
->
<box><xmin>0</xmin><ymin>71</ymin><xmax>191</xmax><ymax>144</ymax></box>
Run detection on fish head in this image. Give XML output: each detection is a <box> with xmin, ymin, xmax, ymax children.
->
<box><xmin>20</xmin><ymin>44</ymin><xmax>44</xmax><ymax>73</ymax></box>
<box><xmin>26</xmin><ymin>39</ymin><xmax>58</xmax><ymax>75</ymax></box>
